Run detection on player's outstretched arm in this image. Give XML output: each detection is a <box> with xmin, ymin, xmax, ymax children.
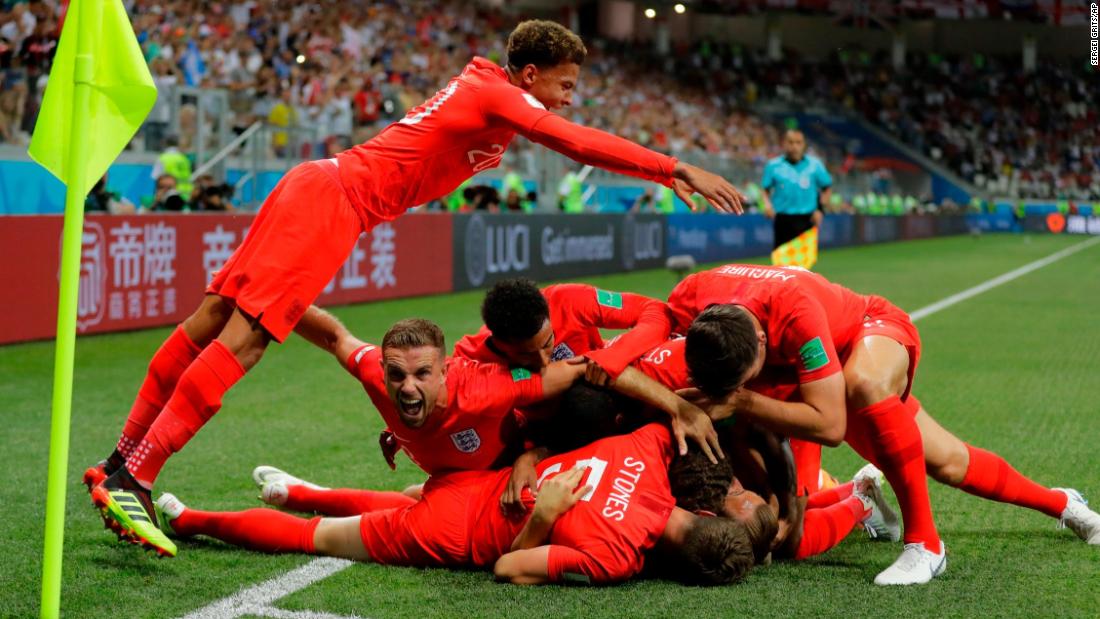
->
<box><xmin>294</xmin><ymin>305</ymin><xmax>367</xmax><ymax>365</ymax></box>
<box><xmin>482</xmin><ymin>93</ymin><xmax>744</xmax><ymax>213</ymax></box>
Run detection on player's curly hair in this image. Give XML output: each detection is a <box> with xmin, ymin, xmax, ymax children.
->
<box><xmin>481</xmin><ymin>278</ymin><xmax>550</xmax><ymax>343</ymax></box>
<box><xmin>537</xmin><ymin>383</ymin><xmax>645</xmax><ymax>452</ymax></box>
<box><xmin>382</xmin><ymin>318</ymin><xmax>445</xmax><ymax>352</ymax></box>
<box><xmin>506</xmin><ymin>19</ymin><xmax>587</xmax><ymax>71</ymax></box>
<box><xmin>674</xmin><ymin>516</ymin><xmax>755</xmax><ymax>586</ymax></box>
<box><xmin>685</xmin><ymin>305</ymin><xmax>759</xmax><ymax>398</ymax></box>
<box><xmin>668</xmin><ymin>447</ymin><xmax>735</xmax><ymax>515</ymax></box>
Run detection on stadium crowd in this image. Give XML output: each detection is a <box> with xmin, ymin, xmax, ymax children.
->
<box><xmin>0</xmin><ymin>0</ymin><xmax>1094</xmax><ymax>203</ymax></box>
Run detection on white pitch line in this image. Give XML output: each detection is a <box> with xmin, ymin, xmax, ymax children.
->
<box><xmin>179</xmin><ymin>557</ymin><xmax>358</xmax><ymax>619</ymax></box>
<box><xmin>909</xmin><ymin>236</ymin><xmax>1100</xmax><ymax>322</ymax></box>
<box><xmin>178</xmin><ymin>234</ymin><xmax>1100</xmax><ymax>619</ymax></box>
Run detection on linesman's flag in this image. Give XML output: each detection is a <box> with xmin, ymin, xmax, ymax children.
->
<box><xmin>29</xmin><ymin>0</ymin><xmax>156</xmax><ymax>197</ymax></box>
<box><xmin>771</xmin><ymin>226</ymin><xmax>819</xmax><ymax>270</ymax></box>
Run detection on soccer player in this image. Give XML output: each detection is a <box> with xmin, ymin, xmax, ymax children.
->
<box><xmin>666</xmin><ymin>265</ymin><xmax>1100</xmax><ymax>583</ymax></box>
<box><xmin>294</xmin><ymin>311</ymin><xmax>588</xmax><ymax>476</ymax></box>
<box><xmin>155</xmin><ymin>423</ymin><xmax>755</xmax><ymax>586</ymax></box>
<box><xmin>457</xmin><ymin>278</ymin><xmax>723</xmax><ymax>493</ymax></box>
<box><xmin>454</xmin><ymin>279</ymin><xmax>671</xmax><ymax>382</ymax></box>
<box><xmin>85</xmin><ymin>19</ymin><xmax>746</xmax><ymax>554</ymax></box>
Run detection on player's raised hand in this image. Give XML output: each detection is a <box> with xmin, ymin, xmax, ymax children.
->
<box><xmin>379</xmin><ymin>430</ymin><xmax>398</xmax><ymax>471</ymax></box>
<box><xmin>671</xmin><ymin>161</ymin><xmax>747</xmax><ymax>214</ymax></box>
<box><xmin>501</xmin><ymin>449</ymin><xmax>542</xmax><ymax>518</ymax></box>
<box><xmin>671</xmin><ymin>399</ymin><xmax>724</xmax><ymax>464</ymax></box>
<box><xmin>533</xmin><ymin>466</ymin><xmax>591</xmax><ymax>521</ymax></box>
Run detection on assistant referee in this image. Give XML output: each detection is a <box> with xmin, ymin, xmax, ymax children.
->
<box><xmin>760</xmin><ymin>130</ymin><xmax>832</xmax><ymax>248</ymax></box>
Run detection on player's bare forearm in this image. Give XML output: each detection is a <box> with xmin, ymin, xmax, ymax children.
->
<box><xmin>609</xmin><ymin>365</ymin><xmax>683</xmax><ymax>417</ymax></box>
<box><xmin>540</xmin><ymin>360</ymin><xmax>586</xmax><ymax>397</ymax></box>
<box><xmin>510</xmin><ymin>510</ymin><xmax>558</xmax><ymax>551</ymax></box>
<box><xmin>294</xmin><ymin>305</ymin><xmax>364</xmax><ymax>363</ymax></box>
<box><xmin>737</xmin><ymin>378</ymin><xmax>846</xmax><ymax>447</ymax></box>
<box><xmin>493</xmin><ymin>547</ymin><xmax>552</xmax><ymax>585</ymax></box>
<box><xmin>612</xmin><ymin>367</ymin><xmax>722</xmax><ymax>460</ymax></box>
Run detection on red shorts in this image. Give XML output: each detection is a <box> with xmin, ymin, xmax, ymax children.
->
<box><xmin>357</xmin><ymin>472</ymin><xmax>488</xmax><ymax>568</ymax></box>
<box><xmin>206</xmin><ymin>159</ymin><xmax>366</xmax><ymax>342</ymax></box>
<box><xmin>841</xmin><ymin>295</ymin><xmax>922</xmax><ymax>401</ymax></box>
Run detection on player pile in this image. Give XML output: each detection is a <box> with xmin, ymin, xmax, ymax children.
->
<box><xmin>84</xmin><ymin>271</ymin><xmax>1100</xmax><ymax>586</ymax></box>
<box><xmin>81</xmin><ymin>18</ymin><xmax>1098</xmax><ymax>588</ymax></box>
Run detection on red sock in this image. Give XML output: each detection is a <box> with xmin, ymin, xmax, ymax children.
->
<box><xmin>958</xmin><ymin>445</ymin><xmax>1068</xmax><ymax>518</ymax></box>
<box><xmin>170</xmin><ymin>507</ymin><xmax>320</xmax><ymax>553</ymax></box>
<box><xmin>806</xmin><ymin>481</ymin><xmax>855</xmax><ymax>510</ymax></box>
<box><xmin>284</xmin><ymin>485</ymin><xmax>417</xmax><ymax>517</ymax></box>
<box><xmin>116</xmin><ymin>326</ymin><xmax>202</xmax><ymax>458</ymax></box>
<box><xmin>794</xmin><ymin>495</ymin><xmax>869</xmax><ymax>560</ymax></box>
<box><xmin>851</xmin><ymin>395</ymin><xmax>941</xmax><ymax>550</ymax></box>
<box><xmin>126</xmin><ymin>340</ymin><xmax>245</xmax><ymax>487</ymax></box>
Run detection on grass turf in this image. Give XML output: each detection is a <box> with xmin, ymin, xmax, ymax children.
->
<box><xmin>3</xmin><ymin>233</ymin><xmax>1099</xmax><ymax>617</ymax></box>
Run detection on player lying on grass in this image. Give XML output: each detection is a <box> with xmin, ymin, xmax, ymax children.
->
<box><xmin>521</xmin><ymin>381</ymin><xmax>897</xmax><ymax>566</ymax></box>
<box><xmin>661</xmin><ymin>268</ymin><xmax>1100</xmax><ymax>583</ymax></box>
<box><xmin>84</xmin><ymin>18</ymin><xmax>746</xmax><ymax>556</ymax></box>
<box><xmin>154</xmin><ymin>423</ymin><xmax>755</xmax><ymax>586</ymax></box>
<box><xmin>713</xmin><ymin>420</ymin><xmax>901</xmax><ymax>563</ymax></box>
<box><xmin>294</xmin><ymin>305</ymin><xmax>722</xmax><ymax>473</ymax></box>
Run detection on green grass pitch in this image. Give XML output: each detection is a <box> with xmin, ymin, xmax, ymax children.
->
<box><xmin>3</xmin><ymin>234</ymin><xmax>1099</xmax><ymax>617</ymax></box>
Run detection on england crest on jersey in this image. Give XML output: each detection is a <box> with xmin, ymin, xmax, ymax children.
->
<box><xmin>551</xmin><ymin>342</ymin><xmax>575</xmax><ymax>361</ymax></box>
<box><xmin>450</xmin><ymin>428</ymin><xmax>481</xmax><ymax>453</ymax></box>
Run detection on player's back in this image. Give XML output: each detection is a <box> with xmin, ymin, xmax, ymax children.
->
<box><xmin>668</xmin><ymin>264</ymin><xmax>870</xmax><ymax>353</ymax></box>
<box><xmin>468</xmin><ymin>423</ymin><xmax>677</xmax><ymax>581</ymax></box>
<box><xmin>336</xmin><ymin>57</ymin><xmax>529</xmax><ymax>222</ymax></box>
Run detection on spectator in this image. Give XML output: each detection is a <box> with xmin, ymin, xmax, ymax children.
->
<box><xmin>151</xmin><ymin>135</ymin><xmax>193</xmax><ymax>200</ymax></box>
<box><xmin>148</xmin><ymin>174</ymin><xmax>186</xmax><ymax>211</ymax></box>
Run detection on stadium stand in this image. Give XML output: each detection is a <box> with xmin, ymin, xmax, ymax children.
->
<box><xmin>0</xmin><ymin>0</ymin><xmax>1094</xmax><ymax>209</ymax></box>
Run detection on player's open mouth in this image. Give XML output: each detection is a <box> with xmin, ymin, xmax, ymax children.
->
<box><xmin>398</xmin><ymin>396</ymin><xmax>425</xmax><ymax>421</ymax></box>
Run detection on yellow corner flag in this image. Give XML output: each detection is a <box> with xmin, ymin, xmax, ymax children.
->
<box><xmin>28</xmin><ymin>0</ymin><xmax>155</xmax><ymax>197</ymax></box>
<box><xmin>29</xmin><ymin>1</ymin><xmax>155</xmax><ymax>617</ymax></box>
<box><xmin>771</xmin><ymin>226</ymin><xmax>819</xmax><ymax>270</ymax></box>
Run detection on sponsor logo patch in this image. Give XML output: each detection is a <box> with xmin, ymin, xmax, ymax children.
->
<box><xmin>596</xmin><ymin>289</ymin><xmax>623</xmax><ymax>309</ymax></box>
<box><xmin>798</xmin><ymin>337</ymin><xmax>830</xmax><ymax>372</ymax></box>
<box><xmin>511</xmin><ymin>368</ymin><xmax>533</xmax><ymax>381</ymax></box>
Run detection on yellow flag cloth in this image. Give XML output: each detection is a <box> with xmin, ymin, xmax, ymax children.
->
<box><xmin>28</xmin><ymin>0</ymin><xmax>156</xmax><ymax>198</ymax></box>
<box><xmin>771</xmin><ymin>226</ymin><xmax>819</xmax><ymax>270</ymax></box>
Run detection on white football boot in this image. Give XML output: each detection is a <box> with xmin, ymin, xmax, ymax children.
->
<box><xmin>853</xmin><ymin>464</ymin><xmax>901</xmax><ymax>542</ymax></box>
<box><xmin>874</xmin><ymin>541</ymin><xmax>947</xmax><ymax>586</ymax></box>
<box><xmin>1055</xmin><ymin>488</ymin><xmax>1100</xmax><ymax>545</ymax></box>
<box><xmin>251</xmin><ymin>465</ymin><xmax>327</xmax><ymax>490</ymax></box>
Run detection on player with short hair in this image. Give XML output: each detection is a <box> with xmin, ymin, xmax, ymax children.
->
<box><xmin>85</xmin><ymin>19</ymin><xmax>746</xmax><ymax>556</ymax></box>
<box><xmin>459</xmin><ymin>278</ymin><xmax>724</xmax><ymax>480</ymax></box>
<box><xmin>663</xmin><ymin>265</ymin><xmax>1100</xmax><ymax>583</ymax></box>
<box><xmin>155</xmin><ymin>423</ymin><xmax>755</xmax><ymax>586</ymax></box>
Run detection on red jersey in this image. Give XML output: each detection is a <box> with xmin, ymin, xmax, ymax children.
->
<box><xmin>358</xmin><ymin>423</ymin><xmax>676</xmax><ymax>584</ymax></box>
<box><xmin>667</xmin><ymin>265</ymin><xmax>871</xmax><ymax>384</ymax></box>
<box><xmin>635</xmin><ymin>337</ymin><xmax>800</xmax><ymax>401</ymax></box>
<box><xmin>346</xmin><ymin>344</ymin><xmax>545</xmax><ymax>475</ymax></box>
<box><xmin>335</xmin><ymin>57</ymin><xmax>677</xmax><ymax>225</ymax></box>
<box><xmin>453</xmin><ymin>284</ymin><xmax>671</xmax><ymax>379</ymax></box>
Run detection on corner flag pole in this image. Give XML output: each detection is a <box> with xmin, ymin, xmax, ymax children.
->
<box><xmin>40</xmin><ymin>0</ymin><xmax>104</xmax><ymax>616</ymax></box>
